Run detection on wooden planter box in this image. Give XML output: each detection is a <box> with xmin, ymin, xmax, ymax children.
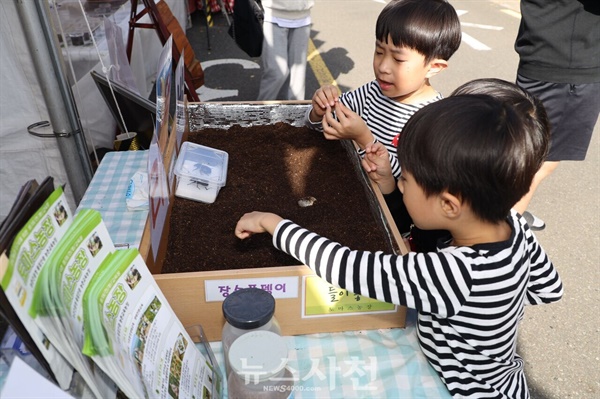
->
<box><xmin>141</xmin><ymin>101</ymin><xmax>407</xmax><ymax>342</ymax></box>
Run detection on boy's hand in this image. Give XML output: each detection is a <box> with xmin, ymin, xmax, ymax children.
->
<box><xmin>322</xmin><ymin>102</ymin><xmax>374</xmax><ymax>148</ymax></box>
<box><xmin>362</xmin><ymin>142</ymin><xmax>397</xmax><ymax>194</ymax></box>
<box><xmin>310</xmin><ymin>85</ymin><xmax>340</xmax><ymax>121</ymax></box>
<box><xmin>235</xmin><ymin>212</ymin><xmax>283</xmax><ymax>239</ymax></box>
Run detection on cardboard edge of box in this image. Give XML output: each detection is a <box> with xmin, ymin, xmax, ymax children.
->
<box><xmin>142</xmin><ymin>100</ymin><xmax>409</xmax><ymax>342</ymax></box>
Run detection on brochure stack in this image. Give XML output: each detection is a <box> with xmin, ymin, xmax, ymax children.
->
<box><xmin>0</xmin><ymin>178</ymin><xmax>222</xmax><ymax>399</ymax></box>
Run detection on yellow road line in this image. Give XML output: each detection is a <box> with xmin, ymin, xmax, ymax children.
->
<box><xmin>501</xmin><ymin>9</ymin><xmax>521</xmax><ymax>19</ymax></box>
<box><xmin>307</xmin><ymin>38</ymin><xmax>338</xmax><ymax>89</ymax></box>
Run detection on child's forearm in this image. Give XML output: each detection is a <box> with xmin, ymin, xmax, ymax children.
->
<box><xmin>260</xmin><ymin>213</ymin><xmax>284</xmax><ymax>235</ymax></box>
<box><xmin>354</xmin><ymin>130</ymin><xmax>376</xmax><ymax>151</ymax></box>
<box><xmin>308</xmin><ymin>108</ymin><xmax>322</xmax><ymax>124</ymax></box>
<box><xmin>377</xmin><ymin>176</ymin><xmax>397</xmax><ymax>195</ymax></box>
<box><xmin>235</xmin><ymin>212</ymin><xmax>284</xmax><ymax>240</ymax></box>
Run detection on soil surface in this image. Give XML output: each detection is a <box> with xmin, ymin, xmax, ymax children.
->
<box><xmin>161</xmin><ymin>123</ymin><xmax>396</xmax><ymax>273</ymax></box>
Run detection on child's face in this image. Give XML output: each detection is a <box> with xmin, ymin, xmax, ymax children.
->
<box><xmin>373</xmin><ymin>36</ymin><xmax>435</xmax><ymax>103</ymax></box>
<box><xmin>398</xmin><ymin>171</ymin><xmax>439</xmax><ymax>230</ymax></box>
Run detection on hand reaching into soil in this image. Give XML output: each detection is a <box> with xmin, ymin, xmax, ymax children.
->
<box><xmin>235</xmin><ymin>212</ymin><xmax>283</xmax><ymax>239</ymax></box>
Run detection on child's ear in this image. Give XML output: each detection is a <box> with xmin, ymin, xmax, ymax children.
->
<box><xmin>425</xmin><ymin>59</ymin><xmax>448</xmax><ymax>78</ymax></box>
<box><xmin>439</xmin><ymin>191</ymin><xmax>461</xmax><ymax>219</ymax></box>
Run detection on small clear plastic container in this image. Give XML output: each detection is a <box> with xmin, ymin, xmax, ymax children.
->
<box><xmin>174</xmin><ymin>141</ymin><xmax>229</xmax><ymax>203</ymax></box>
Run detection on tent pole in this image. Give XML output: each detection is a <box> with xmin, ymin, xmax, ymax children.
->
<box><xmin>15</xmin><ymin>0</ymin><xmax>94</xmax><ymax>205</ymax></box>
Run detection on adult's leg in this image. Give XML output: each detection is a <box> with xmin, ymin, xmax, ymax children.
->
<box><xmin>513</xmin><ymin>160</ymin><xmax>559</xmax><ymax>215</ymax></box>
<box><xmin>286</xmin><ymin>24</ymin><xmax>311</xmax><ymax>100</ymax></box>
<box><xmin>257</xmin><ymin>23</ymin><xmax>289</xmax><ymax>101</ymax></box>
<box><xmin>515</xmin><ymin>76</ymin><xmax>600</xmax><ymax>213</ymax></box>
<box><xmin>518</xmin><ymin>76</ymin><xmax>599</xmax><ymax>162</ymax></box>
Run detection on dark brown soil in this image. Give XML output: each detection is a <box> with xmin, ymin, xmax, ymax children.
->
<box><xmin>161</xmin><ymin>123</ymin><xmax>396</xmax><ymax>273</ymax></box>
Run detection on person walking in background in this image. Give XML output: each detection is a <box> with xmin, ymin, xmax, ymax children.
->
<box><xmin>257</xmin><ymin>0</ymin><xmax>314</xmax><ymax>101</ymax></box>
<box><xmin>513</xmin><ymin>0</ymin><xmax>600</xmax><ymax>230</ymax></box>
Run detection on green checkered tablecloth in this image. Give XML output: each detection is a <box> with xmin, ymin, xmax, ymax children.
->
<box><xmin>77</xmin><ymin>151</ymin><xmax>149</xmax><ymax>248</ymax></box>
<box><xmin>207</xmin><ymin>314</ymin><xmax>451</xmax><ymax>399</ymax></box>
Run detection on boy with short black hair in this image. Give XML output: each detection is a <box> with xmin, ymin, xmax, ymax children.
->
<box><xmin>363</xmin><ymin>78</ymin><xmax>552</xmax><ymax>250</ymax></box>
<box><xmin>235</xmin><ymin>95</ymin><xmax>563</xmax><ymax>398</ymax></box>
<box><xmin>305</xmin><ymin>0</ymin><xmax>461</xmax><ymax>179</ymax></box>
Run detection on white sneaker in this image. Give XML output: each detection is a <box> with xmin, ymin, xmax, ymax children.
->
<box><xmin>523</xmin><ymin>211</ymin><xmax>546</xmax><ymax>231</ymax></box>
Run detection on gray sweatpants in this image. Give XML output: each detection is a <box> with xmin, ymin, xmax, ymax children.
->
<box><xmin>257</xmin><ymin>21</ymin><xmax>311</xmax><ymax>101</ymax></box>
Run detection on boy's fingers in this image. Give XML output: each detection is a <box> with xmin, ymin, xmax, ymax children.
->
<box><xmin>333</xmin><ymin>102</ymin><xmax>349</xmax><ymax>119</ymax></box>
<box><xmin>325</xmin><ymin>109</ymin><xmax>341</xmax><ymax>130</ymax></box>
<box><xmin>335</xmin><ymin>101</ymin><xmax>350</xmax><ymax>113</ymax></box>
<box><xmin>315</xmin><ymin>95</ymin><xmax>328</xmax><ymax>110</ymax></box>
<box><xmin>324</xmin><ymin>87</ymin><xmax>339</xmax><ymax>105</ymax></box>
<box><xmin>234</xmin><ymin>225</ymin><xmax>248</xmax><ymax>239</ymax></box>
<box><xmin>360</xmin><ymin>158</ymin><xmax>373</xmax><ymax>172</ymax></box>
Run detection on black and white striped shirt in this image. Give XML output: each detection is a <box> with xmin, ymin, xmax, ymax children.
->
<box><xmin>272</xmin><ymin>211</ymin><xmax>563</xmax><ymax>398</ymax></box>
<box><xmin>305</xmin><ymin>81</ymin><xmax>442</xmax><ymax>179</ymax></box>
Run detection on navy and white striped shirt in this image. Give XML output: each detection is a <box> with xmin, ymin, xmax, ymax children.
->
<box><xmin>272</xmin><ymin>211</ymin><xmax>563</xmax><ymax>398</ymax></box>
<box><xmin>305</xmin><ymin>80</ymin><xmax>442</xmax><ymax>178</ymax></box>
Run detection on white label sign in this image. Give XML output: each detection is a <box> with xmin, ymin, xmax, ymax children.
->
<box><xmin>204</xmin><ymin>277</ymin><xmax>299</xmax><ymax>302</ymax></box>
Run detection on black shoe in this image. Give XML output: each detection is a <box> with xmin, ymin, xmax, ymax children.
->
<box><xmin>523</xmin><ymin>211</ymin><xmax>546</xmax><ymax>231</ymax></box>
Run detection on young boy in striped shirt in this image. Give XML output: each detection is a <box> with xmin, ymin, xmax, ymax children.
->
<box><xmin>235</xmin><ymin>95</ymin><xmax>563</xmax><ymax>398</ymax></box>
<box><xmin>363</xmin><ymin>78</ymin><xmax>553</xmax><ymax>250</ymax></box>
<box><xmin>304</xmin><ymin>0</ymin><xmax>461</xmax><ymax>179</ymax></box>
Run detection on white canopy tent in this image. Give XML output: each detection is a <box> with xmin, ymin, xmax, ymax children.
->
<box><xmin>0</xmin><ymin>0</ymin><xmax>188</xmax><ymax>222</ymax></box>
<box><xmin>0</xmin><ymin>0</ymin><xmax>77</xmax><ymax>221</ymax></box>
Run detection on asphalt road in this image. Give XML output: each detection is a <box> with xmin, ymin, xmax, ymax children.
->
<box><xmin>187</xmin><ymin>1</ymin><xmax>599</xmax><ymax>398</ymax></box>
